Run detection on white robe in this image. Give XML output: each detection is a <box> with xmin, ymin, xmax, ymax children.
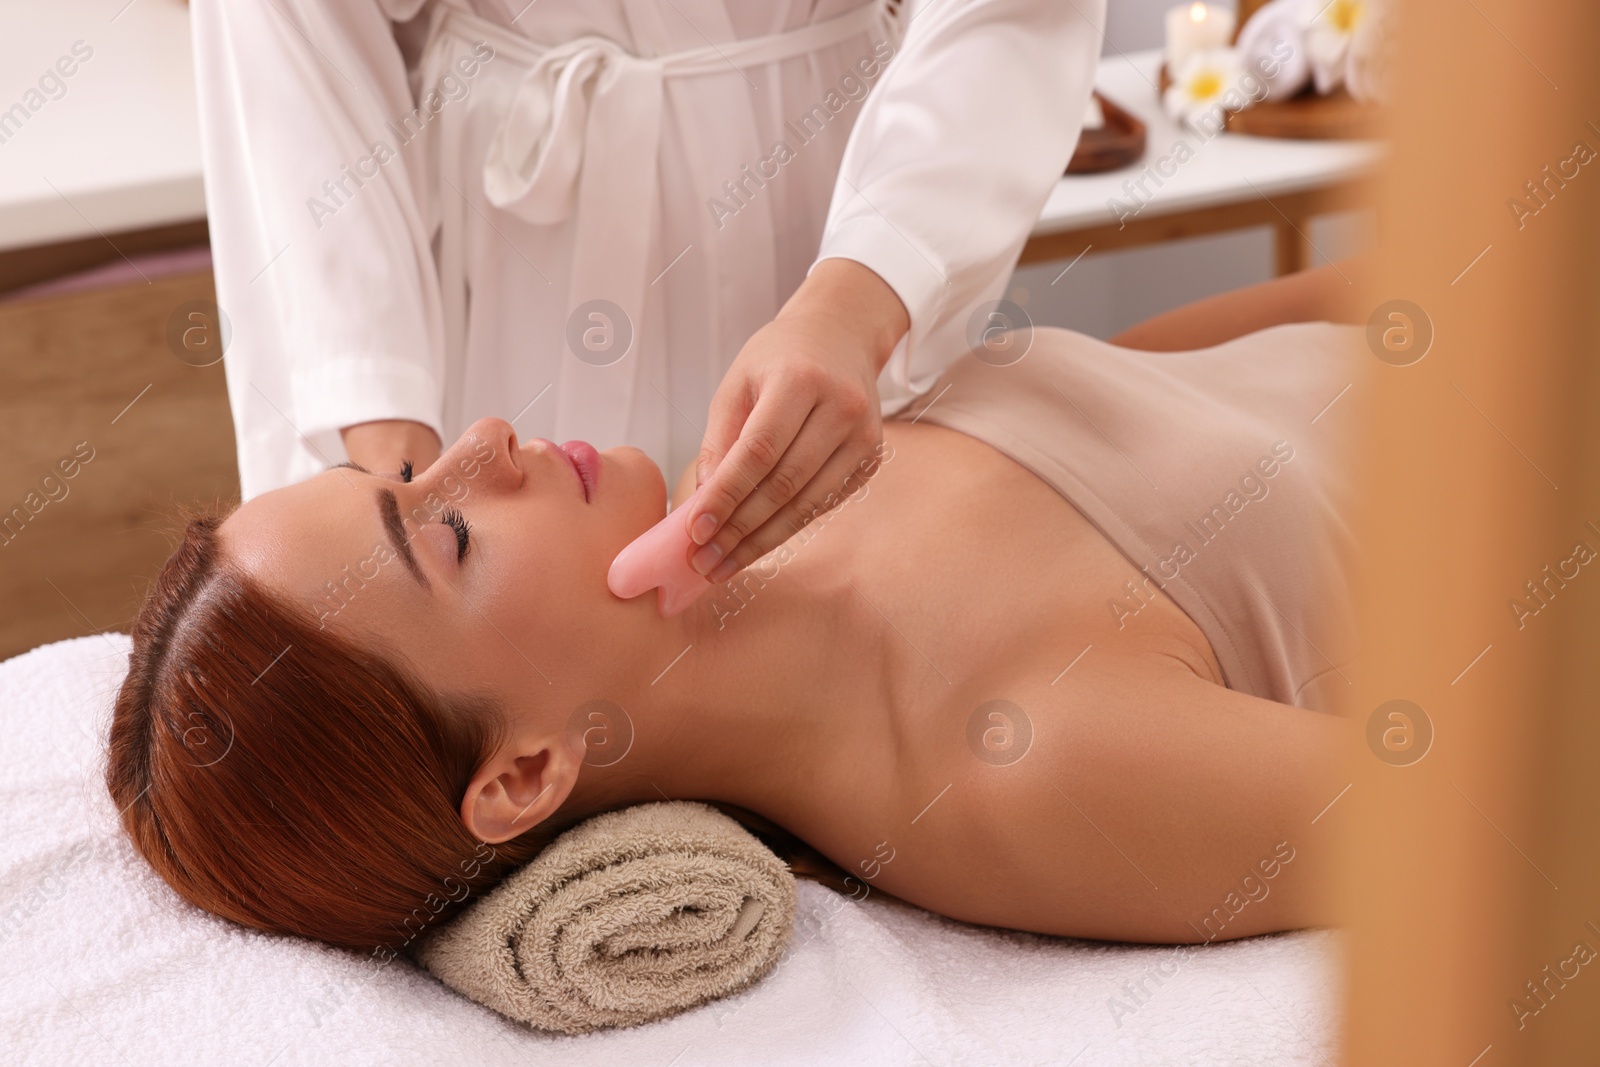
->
<box><xmin>191</xmin><ymin>0</ymin><xmax>1104</xmax><ymax>500</ymax></box>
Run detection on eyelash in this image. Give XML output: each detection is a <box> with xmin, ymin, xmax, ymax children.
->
<box><xmin>440</xmin><ymin>506</ymin><xmax>471</xmax><ymax>562</ymax></box>
<box><xmin>395</xmin><ymin>459</ymin><xmax>468</xmax><ymax>561</ymax></box>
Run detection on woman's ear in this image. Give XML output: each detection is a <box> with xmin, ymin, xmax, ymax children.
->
<box><xmin>459</xmin><ymin>737</ymin><xmax>581</xmax><ymax>844</ymax></box>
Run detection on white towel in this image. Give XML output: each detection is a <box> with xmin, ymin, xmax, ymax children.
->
<box><xmin>0</xmin><ymin>636</ymin><xmax>1342</xmax><ymax>1065</ymax></box>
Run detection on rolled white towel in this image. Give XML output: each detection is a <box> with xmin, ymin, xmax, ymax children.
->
<box><xmin>1235</xmin><ymin>0</ymin><xmax>1314</xmax><ymax>102</ymax></box>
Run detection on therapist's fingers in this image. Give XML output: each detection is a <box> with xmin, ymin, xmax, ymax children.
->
<box><xmin>691</xmin><ymin>371</ymin><xmax>818</xmax><ymax>545</ymax></box>
<box><xmin>694</xmin><ymin>373</ymin><xmax>754</xmax><ymax>491</ymax></box>
<box><xmin>699</xmin><ymin>388</ymin><xmax>864</xmax><ymax>566</ymax></box>
<box><xmin>690</xmin><ymin>385</ymin><xmax>878</xmax><ymax>579</ymax></box>
<box><xmin>707</xmin><ymin>438</ymin><xmax>882</xmax><ymax>583</ymax></box>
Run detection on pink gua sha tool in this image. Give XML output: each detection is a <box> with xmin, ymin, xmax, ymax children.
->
<box><xmin>607</xmin><ymin>486</ymin><xmax>716</xmax><ymax>617</ymax></box>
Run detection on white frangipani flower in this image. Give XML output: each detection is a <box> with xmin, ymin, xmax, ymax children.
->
<box><xmin>1345</xmin><ymin>0</ymin><xmax>1396</xmax><ymax>103</ymax></box>
<box><xmin>1163</xmin><ymin>48</ymin><xmax>1248</xmax><ymax>132</ymax></box>
<box><xmin>1306</xmin><ymin>0</ymin><xmax>1366</xmax><ymax>94</ymax></box>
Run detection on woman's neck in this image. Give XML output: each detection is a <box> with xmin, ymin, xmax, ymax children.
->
<box><xmin>561</xmin><ymin>554</ymin><xmax>892</xmax><ymax>827</ymax></box>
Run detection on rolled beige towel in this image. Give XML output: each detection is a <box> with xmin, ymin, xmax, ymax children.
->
<box><xmin>411</xmin><ymin>801</ymin><xmax>797</xmax><ymax>1034</ymax></box>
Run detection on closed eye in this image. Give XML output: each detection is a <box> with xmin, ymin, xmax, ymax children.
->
<box><xmin>440</xmin><ymin>506</ymin><xmax>470</xmax><ymax>562</ymax></box>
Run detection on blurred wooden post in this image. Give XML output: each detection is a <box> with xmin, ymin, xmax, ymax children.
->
<box><xmin>1273</xmin><ymin>213</ymin><xmax>1309</xmax><ymax>275</ymax></box>
<box><xmin>1338</xmin><ymin>1</ymin><xmax>1600</xmax><ymax>1064</ymax></box>
<box><xmin>1230</xmin><ymin>0</ymin><xmax>1270</xmax><ymax>40</ymax></box>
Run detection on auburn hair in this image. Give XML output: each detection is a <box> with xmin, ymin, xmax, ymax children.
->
<box><xmin>106</xmin><ymin>512</ymin><xmax>852</xmax><ymax>956</ymax></box>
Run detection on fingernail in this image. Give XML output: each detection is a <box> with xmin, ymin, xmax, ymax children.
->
<box><xmin>691</xmin><ymin>541</ymin><xmax>724</xmax><ymax>576</ymax></box>
<box><xmin>708</xmin><ymin>558</ymin><xmax>739</xmax><ymax>583</ymax></box>
<box><xmin>690</xmin><ymin>512</ymin><xmax>719</xmax><ymax>545</ymax></box>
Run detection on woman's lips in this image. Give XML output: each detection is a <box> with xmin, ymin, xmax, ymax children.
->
<box><xmin>558</xmin><ymin>441</ymin><xmax>599</xmax><ymax>502</ymax></box>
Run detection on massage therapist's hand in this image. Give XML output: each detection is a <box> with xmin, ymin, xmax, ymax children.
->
<box><xmin>339</xmin><ymin>419</ymin><xmax>442</xmax><ymax>477</ymax></box>
<box><xmin>689</xmin><ymin>258</ymin><xmax>909</xmax><ymax>584</ymax></box>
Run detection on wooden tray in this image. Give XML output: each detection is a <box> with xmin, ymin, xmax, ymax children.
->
<box><xmin>1157</xmin><ymin>62</ymin><xmax>1379</xmax><ymax>140</ymax></box>
<box><xmin>1223</xmin><ymin>86</ymin><xmax>1377</xmax><ymax>139</ymax></box>
<box><xmin>1065</xmin><ymin>92</ymin><xmax>1148</xmax><ymax>174</ymax></box>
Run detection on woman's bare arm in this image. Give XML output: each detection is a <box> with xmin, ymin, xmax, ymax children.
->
<box><xmin>1110</xmin><ymin>258</ymin><xmax>1368</xmax><ymax>352</ymax></box>
<box><xmin>866</xmin><ymin>659</ymin><xmax>1353</xmax><ymax>944</ymax></box>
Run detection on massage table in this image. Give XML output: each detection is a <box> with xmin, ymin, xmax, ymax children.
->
<box><xmin>1</xmin><ymin>636</ymin><xmax>1342</xmax><ymax>1065</ymax></box>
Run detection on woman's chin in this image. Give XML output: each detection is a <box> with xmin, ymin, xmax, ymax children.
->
<box><xmin>599</xmin><ymin>445</ymin><xmax>669</xmax><ymax>522</ymax></box>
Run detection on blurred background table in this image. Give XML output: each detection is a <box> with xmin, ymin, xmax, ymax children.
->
<box><xmin>1024</xmin><ymin>49</ymin><xmax>1382</xmax><ymax>276</ymax></box>
<box><xmin>0</xmin><ymin>0</ymin><xmax>205</xmax><ymax>289</ymax></box>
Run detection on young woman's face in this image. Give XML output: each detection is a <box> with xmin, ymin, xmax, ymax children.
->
<box><xmin>218</xmin><ymin>418</ymin><xmax>667</xmax><ymax>704</ymax></box>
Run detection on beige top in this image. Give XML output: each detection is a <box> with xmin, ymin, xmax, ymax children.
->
<box><xmin>896</xmin><ymin>323</ymin><xmax>1365</xmax><ymax>713</ymax></box>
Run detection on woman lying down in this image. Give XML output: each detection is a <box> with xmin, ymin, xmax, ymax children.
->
<box><xmin>106</xmin><ymin>264</ymin><xmax>1365</xmax><ymax>958</ymax></box>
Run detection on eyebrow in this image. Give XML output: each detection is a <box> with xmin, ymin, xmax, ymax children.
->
<box><xmin>378</xmin><ymin>488</ymin><xmax>429</xmax><ymax>589</ymax></box>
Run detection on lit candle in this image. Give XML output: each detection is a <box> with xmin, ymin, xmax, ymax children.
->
<box><xmin>1164</xmin><ymin>2</ymin><xmax>1237</xmax><ymax>73</ymax></box>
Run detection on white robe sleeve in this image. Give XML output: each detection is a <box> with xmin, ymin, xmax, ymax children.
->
<box><xmin>812</xmin><ymin>0</ymin><xmax>1105</xmax><ymax>414</ymax></box>
<box><xmin>192</xmin><ymin>0</ymin><xmax>446</xmax><ymax>497</ymax></box>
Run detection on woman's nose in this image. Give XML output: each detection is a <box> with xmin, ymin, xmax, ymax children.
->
<box><xmin>431</xmin><ymin>417</ymin><xmax>521</xmax><ymax>494</ymax></box>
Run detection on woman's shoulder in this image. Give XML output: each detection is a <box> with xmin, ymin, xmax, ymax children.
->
<box><xmin>898</xmin><ymin>319</ymin><xmax>1365</xmax><ymax>422</ymax></box>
